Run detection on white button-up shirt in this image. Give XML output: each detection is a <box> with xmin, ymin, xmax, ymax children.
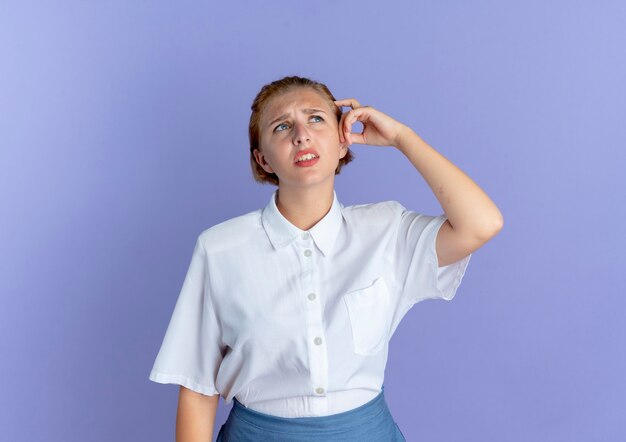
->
<box><xmin>149</xmin><ymin>189</ymin><xmax>471</xmax><ymax>417</ymax></box>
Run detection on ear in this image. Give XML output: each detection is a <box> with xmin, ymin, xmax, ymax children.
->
<box><xmin>253</xmin><ymin>148</ymin><xmax>274</xmax><ymax>173</ymax></box>
<box><xmin>338</xmin><ymin>142</ymin><xmax>348</xmax><ymax>159</ymax></box>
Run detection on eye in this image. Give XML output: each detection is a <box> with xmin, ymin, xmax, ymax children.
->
<box><xmin>311</xmin><ymin>115</ymin><xmax>324</xmax><ymax>123</ymax></box>
<box><xmin>274</xmin><ymin>122</ymin><xmax>289</xmax><ymax>132</ymax></box>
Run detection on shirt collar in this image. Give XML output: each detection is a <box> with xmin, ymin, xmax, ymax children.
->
<box><xmin>261</xmin><ymin>189</ymin><xmax>344</xmax><ymax>257</ymax></box>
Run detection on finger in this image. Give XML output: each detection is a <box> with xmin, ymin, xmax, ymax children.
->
<box><xmin>343</xmin><ymin>109</ymin><xmax>363</xmax><ymax>144</ymax></box>
<box><xmin>337</xmin><ymin>101</ymin><xmax>354</xmax><ymax>143</ymax></box>
<box><xmin>334</xmin><ymin>98</ymin><xmax>361</xmax><ymax>109</ymax></box>
<box><xmin>335</xmin><ymin>98</ymin><xmax>361</xmax><ymax>110</ymax></box>
<box><xmin>344</xmin><ymin>108</ymin><xmax>368</xmax><ymax>145</ymax></box>
<box><xmin>338</xmin><ymin>112</ymin><xmax>347</xmax><ymax>143</ymax></box>
<box><xmin>344</xmin><ymin>108</ymin><xmax>364</xmax><ymax>134</ymax></box>
<box><xmin>343</xmin><ymin>110</ymin><xmax>355</xmax><ymax>145</ymax></box>
<box><xmin>350</xmin><ymin>133</ymin><xmax>366</xmax><ymax>145</ymax></box>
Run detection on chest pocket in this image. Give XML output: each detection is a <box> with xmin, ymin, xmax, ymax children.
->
<box><xmin>343</xmin><ymin>277</ymin><xmax>391</xmax><ymax>356</ymax></box>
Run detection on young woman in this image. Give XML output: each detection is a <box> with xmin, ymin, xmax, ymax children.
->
<box><xmin>149</xmin><ymin>76</ymin><xmax>503</xmax><ymax>441</ymax></box>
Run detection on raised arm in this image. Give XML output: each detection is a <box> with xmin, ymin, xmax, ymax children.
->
<box><xmin>176</xmin><ymin>386</ymin><xmax>220</xmax><ymax>442</ymax></box>
<box><xmin>335</xmin><ymin>98</ymin><xmax>503</xmax><ymax>267</ymax></box>
<box><xmin>393</xmin><ymin>125</ymin><xmax>503</xmax><ymax>266</ymax></box>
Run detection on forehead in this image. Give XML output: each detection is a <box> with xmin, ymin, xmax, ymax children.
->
<box><xmin>261</xmin><ymin>88</ymin><xmax>332</xmax><ymax>123</ymax></box>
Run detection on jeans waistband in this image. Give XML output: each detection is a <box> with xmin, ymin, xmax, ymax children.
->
<box><xmin>231</xmin><ymin>386</ymin><xmax>388</xmax><ymax>433</ymax></box>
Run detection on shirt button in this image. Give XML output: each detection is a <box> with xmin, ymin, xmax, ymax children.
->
<box><xmin>307</xmin><ymin>293</ymin><xmax>316</xmax><ymax>301</ymax></box>
<box><xmin>315</xmin><ymin>387</ymin><xmax>325</xmax><ymax>394</ymax></box>
<box><xmin>303</xmin><ymin>249</ymin><xmax>312</xmax><ymax>257</ymax></box>
<box><xmin>302</xmin><ymin>232</ymin><xmax>310</xmax><ymax>240</ymax></box>
<box><xmin>314</xmin><ymin>337</ymin><xmax>322</xmax><ymax>345</ymax></box>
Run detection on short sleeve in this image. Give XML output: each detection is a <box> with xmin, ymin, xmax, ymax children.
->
<box><xmin>388</xmin><ymin>201</ymin><xmax>472</xmax><ymax>307</ymax></box>
<box><xmin>148</xmin><ymin>236</ymin><xmax>224</xmax><ymax>396</ymax></box>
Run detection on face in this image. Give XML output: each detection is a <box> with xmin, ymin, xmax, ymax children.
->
<box><xmin>253</xmin><ymin>87</ymin><xmax>348</xmax><ymax>189</ymax></box>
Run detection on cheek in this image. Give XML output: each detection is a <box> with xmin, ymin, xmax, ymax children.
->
<box><xmin>329</xmin><ymin>128</ymin><xmax>341</xmax><ymax>144</ymax></box>
<box><xmin>260</xmin><ymin>149</ymin><xmax>276</xmax><ymax>166</ymax></box>
<box><xmin>319</xmin><ymin>123</ymin><xmax>339</xmax><ymax>138</ymax></box>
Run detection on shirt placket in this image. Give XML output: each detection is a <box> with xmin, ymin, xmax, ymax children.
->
<box><xmin>298</xmin><ymin>230</ymin><xmax>329</xmax><ymax>415</ymax></box>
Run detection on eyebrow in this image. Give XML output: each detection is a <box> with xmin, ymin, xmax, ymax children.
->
<box><xmin>267</xmin><ymin>108</ymin><xmax>327</xmax><ymax>128</ymax></box>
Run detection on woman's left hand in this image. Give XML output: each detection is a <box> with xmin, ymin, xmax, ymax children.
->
<box><xmin>334</xmin><ymin>98</ymin><xmax>408</xmax><ymax>148</ymax></box>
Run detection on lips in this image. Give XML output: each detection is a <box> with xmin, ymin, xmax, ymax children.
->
<box><xmin>293</xmin><ymin>148</ymin><xmax>320</xmax><ymax>163</ymax></box>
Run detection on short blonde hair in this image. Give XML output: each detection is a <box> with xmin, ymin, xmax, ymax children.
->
<box><xmin>248</xmin><ymin>76</ymin><xmax>354</xmax><ymax>186</ymax></box>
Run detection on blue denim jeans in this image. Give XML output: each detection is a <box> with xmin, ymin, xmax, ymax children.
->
<box><xmin>216</xmin><ymin>385</ymin><xmax>406</xmax><ymax>441</ymax></box>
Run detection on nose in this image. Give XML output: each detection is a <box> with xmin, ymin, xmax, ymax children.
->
<box><xmin>292</xmin><ymin>121</ymin><xmax>311</xmax><ymax>145</ymax></box>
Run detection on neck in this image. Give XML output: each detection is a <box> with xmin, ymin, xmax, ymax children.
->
<box><xmin>275</xmin><ymin>182</ymin><xmax>335</xmax><ymax>231</ymax></box>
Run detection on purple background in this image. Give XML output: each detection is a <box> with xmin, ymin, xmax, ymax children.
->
<box><xmin>1</xmin><ymin>1</ymin><xmax>625</xmax><ymax>441</ymax></box>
